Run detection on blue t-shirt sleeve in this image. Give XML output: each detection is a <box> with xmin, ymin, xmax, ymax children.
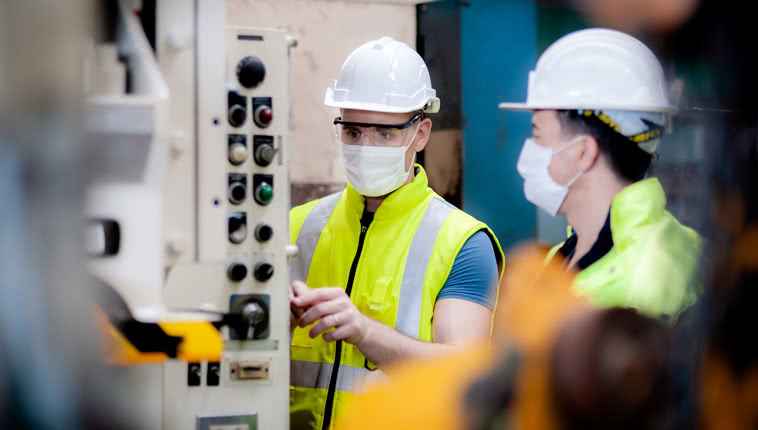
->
<box><xmin>435</xmin><ymin>230</ymin><xmax>499</xmax><ymax>310</ymax></box>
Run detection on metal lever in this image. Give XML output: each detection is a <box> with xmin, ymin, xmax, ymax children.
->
<box><xmin>241</xmin><ymin>301</ymin><xmax>266</xmax><ymax>339</ymax></box>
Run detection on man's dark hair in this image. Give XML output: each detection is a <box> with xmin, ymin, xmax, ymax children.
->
<box><xmin>556</xmin><ymin>110</ymin><xmax>653</xmax><ymax>183</ymax></box>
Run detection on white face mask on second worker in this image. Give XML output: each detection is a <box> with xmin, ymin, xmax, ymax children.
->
<box><xmin>340</xmin><ymin>123</ymin><xmax>421</xmax><ymax>197</ymax></box>
<box><xmin>516</xmin><ymin>136</ymin><xmax>584</xmax><ymax>216</ymax></box>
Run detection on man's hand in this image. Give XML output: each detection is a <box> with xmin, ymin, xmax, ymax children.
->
<box><xmin>291</xmin><ymin>283</ymin><xmax>371</xmax><ymax>345</ymax></box>
<box><xmin>288</xmin><ymin>282</ymin><xmax>483</xmax><ymax>368</ymax></box>
<box><xmin>289</xmin><ymin>281</ymin><xmax>308</xmax><ymax>337</ymax></box>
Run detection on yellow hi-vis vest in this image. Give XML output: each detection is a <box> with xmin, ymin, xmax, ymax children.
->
<box><xmin>548</xmin><ymin>177</ymin><xmax>702</xmax><ymax>323</ymax></box>
<box><xmin>288</xmin><ymin>166</ymin><xmax>504</xmax><ymax>430</ymax></box>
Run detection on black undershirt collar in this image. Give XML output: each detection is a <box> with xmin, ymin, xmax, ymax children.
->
<box><xmin>557</xmin><ymin>212</ymin><xmax>613</xmax><ymax>270</ymax></box>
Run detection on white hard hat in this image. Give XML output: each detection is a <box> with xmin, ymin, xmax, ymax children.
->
<box><xmin>499</xmin><ymin>28</ymin><xmax>675</xmax><ymax>113</ymax></box>
<box><xmin>325</xmin><ymin>37</ymin><xmax>440</xmax><ymax>114</ymax></box>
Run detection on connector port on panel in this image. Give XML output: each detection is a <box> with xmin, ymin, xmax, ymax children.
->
<box><xmin>230</xmin><ymin>361</ymin><xmax>269</xmax><ymax>380</ymax></box>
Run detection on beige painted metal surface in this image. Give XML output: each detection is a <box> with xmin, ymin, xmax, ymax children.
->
<box><xmin>227</xmin><ymin>0</ymin><xmax>417</xmax><ymax>187</ymax></box>
<box><xmin>86</xmin><ymin>0</ymin><xmax>170</xmax><ymax>322</ymax></box>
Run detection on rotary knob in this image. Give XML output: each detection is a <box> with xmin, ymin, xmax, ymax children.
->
<box><xmin>227</xmin><ymin>263</ymin><xmax>248</xmax><ymax>282</ymax></box>
<box><xmin>241</xmin><ymin>301</ymin><xmax>266</xmax><ymax>326</ymax></box>
<box><xmin>254</xmin><ymin>143</ymin><xmax>275</xmax><ymax>167</ymax></box>
<box><xmin>237</xmin><ymin>56</ymin><xmax>266</xmax><ymax>89</ymax></box>
<box><xmin>254</xmin><ymin>262</ymin><xmax>274</xmax><ymax>282</ymax></box>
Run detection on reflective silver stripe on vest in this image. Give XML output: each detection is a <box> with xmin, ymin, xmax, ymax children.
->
<box><xmin>290</xmin><ymin>191</ymin><xmax>344</xmax><ymax>283</ymax></box>
<box><xmin>394</xmin><ymin>197</ymin><xmax>454</xmax><ymax>338</ymax></box>
<box><xmin>291</xmin><ymin>360</ymin><xmax>386</xmax><ymax>394</ymax></box>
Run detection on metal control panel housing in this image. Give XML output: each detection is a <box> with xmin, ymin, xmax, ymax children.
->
<box><xmin>159</xmin><ymin>18</ymin><xmax>292</xmax><ymax>430</ymax></box>
<box><xmin>222</xmin><ymin>25</ymin><xmax>290</xmax><ymax>336</ymax></box>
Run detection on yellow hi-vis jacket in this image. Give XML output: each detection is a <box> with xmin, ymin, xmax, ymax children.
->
<box><xmin>548</xmin><ymin>177</ymin><xmax>702</xmax><ymax>323</ymax></box>
<box><xmin>288</xmin><ymin>165</ymin><xmax>504</xmax><ymax>430</ymax></box>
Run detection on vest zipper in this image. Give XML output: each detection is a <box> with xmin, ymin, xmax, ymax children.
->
<box><xmin>321</xmin><ymin>208</ymin><xmax>373</xmax><ymax>430</ymax></box>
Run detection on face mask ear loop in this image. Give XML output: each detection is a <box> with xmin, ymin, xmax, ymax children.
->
<box><xmin>404</xmin><ymin>121</ymin><xmax>422</xmax><ymax>175</ymax></box>
<box><xmin>553</xmin><ymin>135</ymin><xmax>584</xmax><ymax>155</ymax></box>
<box><xmin>552</xmin><ymin>135</ymin><xmax>585</xmax><ymax>188</ymax></box>
<box><xmin>564</xmin><ymin>170</ymin><xmax>584</xmax><ymax>188</ymax></box>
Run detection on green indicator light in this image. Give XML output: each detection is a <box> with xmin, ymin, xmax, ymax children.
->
<box><xmin>255</xmin><ymin>182</ymin><xmax>274</xmax><ymax>205</ymax></box>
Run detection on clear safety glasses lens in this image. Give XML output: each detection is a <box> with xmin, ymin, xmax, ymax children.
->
<box><xmin>333</xmin><ymin>114</ymin><xmax>422</xmax><ymax>146</ymax></box>
<box><xmin>335</xmin><ymin>124</ymin><xmax>409</xmax><ymax>146</ymax></box>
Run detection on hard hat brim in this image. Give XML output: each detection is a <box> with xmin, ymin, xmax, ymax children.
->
<box><xmin>325</xmin><ymin>93</ymin><xmax>440</xmax><ymax>114</ymax></box>
<box><xmin>498</xmin><ymin>101</ymin><xmax>678</xmax><ymax>114</ymax></box>
<box><xmin>497</xmin><ymin>102</ymin><xmax>536</xmax><ymax>112</ymax></box>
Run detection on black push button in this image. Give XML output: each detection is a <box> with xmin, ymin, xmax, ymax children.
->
<box><xmin>254</xmin><ymin>224</ymin><xmax>273</xmax><ymax>242</ymax></box>
<box><xmin>227</xmin><ymin>90</ymin><xmax>247</xmax><ymax>128</ymax></box>
<box><xmin>237</xmin><ymin>56</ymin><xmax>266</xmax><ymax>89</ymax></box>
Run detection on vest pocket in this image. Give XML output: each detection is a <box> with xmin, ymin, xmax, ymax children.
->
<box><xmin>291</xmin><ymin>325</ymin><xmax>316</xmax><ymax>348</ymax></box>
<box><xmin>359</xmin><ymin>277</ymin><xmax>395</xmax><ymax>323</ymax></box>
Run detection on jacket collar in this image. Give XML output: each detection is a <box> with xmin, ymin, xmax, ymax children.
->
<box><xmin>610</xmin><ymin>177</ymin><xmax>667</xmax><ymax>248</ymax></box>
<box><xmin>344</xmin><ymin>164</ymin><xmax>433</xmax><ymax>221</ymax></box>
<box><xmin>559</xmin><ymin>214</ymin><xmax>613</xmax><ymax>269</ymax></box>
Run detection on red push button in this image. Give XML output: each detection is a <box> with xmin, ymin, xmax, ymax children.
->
<box><xmin>254</xmin><ymin>105</ymin><xmax>273</xmax><ymax>128</ymax></box>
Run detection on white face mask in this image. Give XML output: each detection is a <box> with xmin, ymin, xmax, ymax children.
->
<box><xmin>516</xmin><ymin>137</ymin><xmax>583</xmax><ymax>216</ymax></box>
<box><xmin>341</xmin><ymin>125</ymin><xmax>420</xmax><ymax>197</ymax></box>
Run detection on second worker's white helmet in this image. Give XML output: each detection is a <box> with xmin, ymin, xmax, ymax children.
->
<box><xmin>500</xmin><ymin>28</ymin><xmax>674</xmax><ymax>155</ymax></box>
<box><xmin>499</xmin><ymin>28</ymin><xmax>675</xmax><ymax>113</ymax></box>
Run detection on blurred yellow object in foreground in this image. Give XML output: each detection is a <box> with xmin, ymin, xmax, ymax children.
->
<box><xmin>95</xmin><ymin>307</ymin><xmax>223</xmax><ymax>364</ymax></box>
<box><xmin>337</xmin><ymin>244</ymin><xmax>588</xmax><ymax>430</ymax></box>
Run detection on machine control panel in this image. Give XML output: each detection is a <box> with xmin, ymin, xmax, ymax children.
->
<box><xmin>120</xmin><ymin>0</ymin><xmax>293</xmax><ymax>426</ymax></box>
<box><xmin>160</xmin><ymin>24</ymin><xmax>292</xmax><ymax>430</ymax></box>
<box><xmin>193</xmin><ymin>26</ymin><xmax>292</xmax><ymax>429</ymax></box>
<box><xmin>224</xmin><ymin>29</ymin><xmax>287</xmax><ymax>337</ymax></box>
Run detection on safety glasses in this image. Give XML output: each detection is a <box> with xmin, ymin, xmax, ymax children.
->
<box><xmin>334</xmin><ymin>113</ymin><xmax>422</xmax><ymax>146</ymax></box>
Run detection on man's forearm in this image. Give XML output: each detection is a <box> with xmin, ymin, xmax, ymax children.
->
<box><xmin>288</xmin><ymin>284</ymin><xmax>491</xmax><ymax>368</ymax></box>
<box><xmin>355</xmin><ymin>317</ymin><xmax>455</xmax><ymax>368</ymax></box>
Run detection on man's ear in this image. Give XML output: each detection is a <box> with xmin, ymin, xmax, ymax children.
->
<box><xmin>412</xmin><ymin>118</ymin><xmax>433</xmax><ymax>152</ymax></box>
<box><xmin>577</xmin><ymin>135</ymin><xmax>600</xmax><ymax>172</ymax></box>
